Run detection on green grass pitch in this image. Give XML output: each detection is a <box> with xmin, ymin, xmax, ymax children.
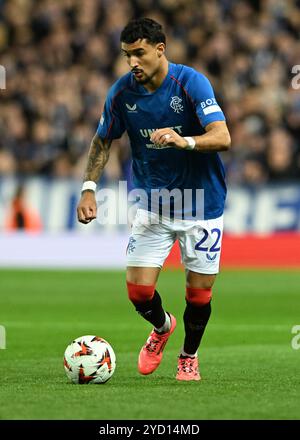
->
<box><xmin>0</xmin><ymin>269</ymin><xmax>299</xmax><ymax>420</ymax></box>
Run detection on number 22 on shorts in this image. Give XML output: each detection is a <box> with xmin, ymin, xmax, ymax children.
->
<box><xmin>195</xmin><ymin>228</ymin><xmax>221</xmax><ymax>252</ymax></box>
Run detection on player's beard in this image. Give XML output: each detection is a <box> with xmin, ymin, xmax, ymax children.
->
<box><xmin>133</xmin><ymin>71</ymin><xmax>149</xmax><ymax>84</ymax></box>
<box><xmin>137</xmin><ymin>75</ymin><xmax>150</xmax><ymax>85</ymax></box>
<box><xmin>133</xmin><ymin>67</ymin><xmax>158</xmax><ymax>85</ymax></box>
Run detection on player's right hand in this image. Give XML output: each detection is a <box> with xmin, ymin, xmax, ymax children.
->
<box><xmin>77</xmin><ymin>191</ymin><xmax>97</xmax><ymax>224</ymax></box>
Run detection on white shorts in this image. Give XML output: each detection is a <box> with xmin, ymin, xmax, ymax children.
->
<box><xmin>126</xmin><ymin>209</ymin><xmax>224</xmax><ymax>274</ymax></box>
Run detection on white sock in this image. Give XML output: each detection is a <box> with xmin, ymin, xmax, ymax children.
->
<box><xmin>155</xmin><ymin>312</ymin><xmax>171</xmax><ymax>334</ymax></box>
<box><xmin>180</xmin><ymin>348</ymin><xmax>197</xmax><ymax>358</ymax></box>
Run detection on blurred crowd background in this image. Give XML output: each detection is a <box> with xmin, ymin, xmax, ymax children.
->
<box><xmin>1</xmin><ymin>0</ymin><xmax>300</xmax><ymax>186</ymax></box>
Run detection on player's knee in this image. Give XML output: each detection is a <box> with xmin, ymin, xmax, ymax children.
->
<box><xmin>186</xmin><ymin>287</ymin><xmax>212</xmax><ymax>306</ymax></box>
<box><xmin>126</xmin><ymin>281</ymin><xmax>155</xmax><ymax>304</ymax></box>
<box><xmin>186</xmin><ymin>272</ymin><xmax>216</xmax><ymax>290</ymax></box>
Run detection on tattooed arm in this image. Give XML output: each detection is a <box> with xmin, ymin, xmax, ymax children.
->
<box><xmin>77</xmin><ymin>134</ymin><xmax>112</xmax><ymax>224</ymax></box>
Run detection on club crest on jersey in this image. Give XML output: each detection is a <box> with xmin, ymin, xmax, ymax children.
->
<box><xmin>170</xmin><ymin>96</ymin><xmax>184</xmax><ymax>114</ymax></box>
<box><xmin>126</xmin><ymin>103</ymin><xmax>138</xmax><ymax>113</ymax></box>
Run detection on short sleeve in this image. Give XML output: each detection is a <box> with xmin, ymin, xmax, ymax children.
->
<box><xmin>186</xmin><ymin>71</ymin><xmax>225</xmax><ymax>128</ymax></box>
<box><xmin>96</xmin><ymin>84</ymin><xmax>126</xmax><ymax>139</ymax></box>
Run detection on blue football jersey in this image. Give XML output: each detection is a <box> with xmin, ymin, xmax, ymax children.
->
<box><xmin>97</xmin><ymin>63</ymin><xmax>227</xmax><ymax>220</ymax></box>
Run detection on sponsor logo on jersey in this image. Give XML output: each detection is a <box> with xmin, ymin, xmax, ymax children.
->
<box><xmin>100</xmin><ymin>114</ymin><xmax>104</xmax><ymax>125</ymax></box>
<box><xmin>140</xmin><ymin>126</ymin><xmax>183</xmax><ymax>138</ymax></box>
<box><xmin>146</xmin><ymin>143</ymin><xmax>172</xmax><ymax>149</ymax></box>
<box><xmin>126</xmin><ymin>103</ymin><xmax>138</xmax><ymax>113</ymax></box>
<box><xmin>200</xmin><ymin>98</ymin><xmax>222</xmax><ymax>115</ymax></box>
<box><xmin>170</xmin><ymin>96</ymin><xmax>184</xmax><ymax>114</ymax></box>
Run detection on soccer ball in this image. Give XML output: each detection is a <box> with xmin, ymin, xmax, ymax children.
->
<box><xmin>63</xmin><ymin>335</ymin><xmax>116</xmax><ymax>384</ymax></box>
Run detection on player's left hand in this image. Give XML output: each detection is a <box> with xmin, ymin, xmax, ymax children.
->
<box><xmin>150</xmin><ymin>128</ymin><xmax>189</xmax><ymax>150</ymax></box>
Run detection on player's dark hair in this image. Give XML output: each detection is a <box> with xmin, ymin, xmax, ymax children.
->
<box><xmin>120</xmin><ymin>18</ymin><xmax>166</xmax><ymax>45</ymax></box>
